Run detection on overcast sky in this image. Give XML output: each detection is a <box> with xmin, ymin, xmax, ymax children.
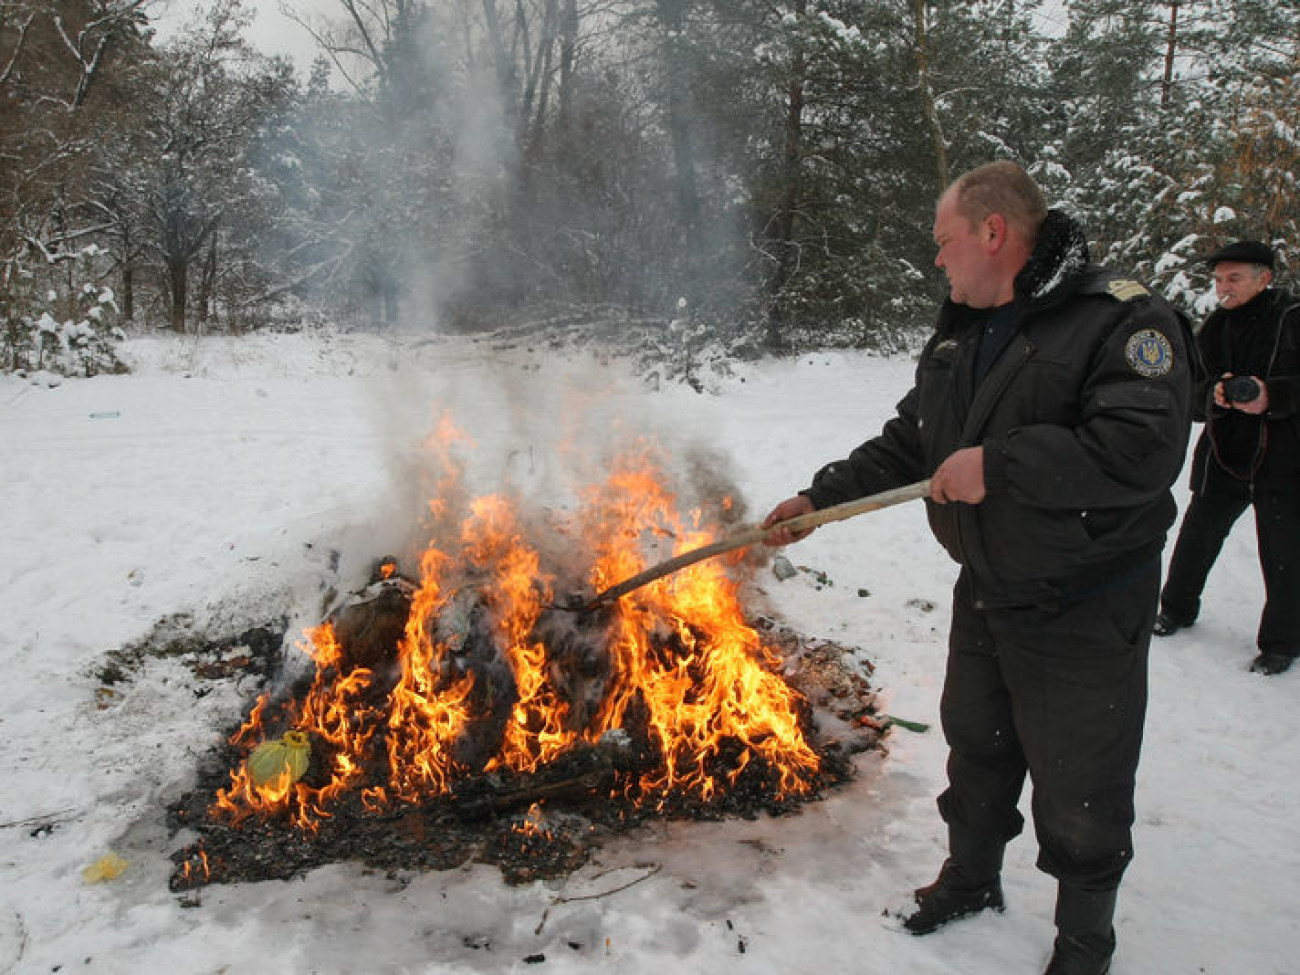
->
<box><xmin>152</xmin><ymin>0</ymin><xmax>331</xmax><ymax>65</ymax></box>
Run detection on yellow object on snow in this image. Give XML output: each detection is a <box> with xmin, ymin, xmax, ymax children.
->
<box><xmin>247</xmin><ymin>730</ymin><xmax>311</xmax><ymax>788</ymax></box>
<box><xmin>82</xmin><ymin>852</ymin><xmax>129</xmax><ymax>883</ymax></box>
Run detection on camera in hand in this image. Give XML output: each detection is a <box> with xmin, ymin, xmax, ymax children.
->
<box><xmin>1222</xmin><ymin>375</ymin><xmax>1261</xmax><ymax>403</ymax></box>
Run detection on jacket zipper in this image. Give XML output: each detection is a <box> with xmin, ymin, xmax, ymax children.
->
<box><xmin>952</xmin><ymin>340</ymin><xmax>1038</xmax><ymax>586</ymax></box>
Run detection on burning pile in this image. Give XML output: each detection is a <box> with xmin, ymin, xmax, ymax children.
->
<box><xmin>169</xmin><ymin>423</ymin><xmax>878</xmax><ymax>890</ymax></box>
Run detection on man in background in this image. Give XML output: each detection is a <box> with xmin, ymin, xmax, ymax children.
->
<box><xmin>1152</xmin><ymin>241</ymin><xmax>1300</xmax><ymax>676</ymax></box>
<box><xmin>764</xmin><ymin>161</ymin><xmax>1193</xmax><ymax>974</ymax></box>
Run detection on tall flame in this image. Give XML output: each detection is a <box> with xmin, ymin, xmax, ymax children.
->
<box><xmin>579</xmin><ymin>449</ymin><xmax>820</xmax><ymax>802</ymax></box>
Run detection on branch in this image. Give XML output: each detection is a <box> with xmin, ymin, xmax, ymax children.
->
<box><xmin>533</xmin><ymin>863</ymin><xmax>662</xmax><ymax>935</ymax></box>
<box><xmin>0</xmin><ymin>807</ymin><xmax>79</xmax><ymax>829</ymax></box>
<box><xmin>0</xmin><ymin>11</ymin><xmax>34</xmax><ymax>89</ymax></box>
<box><xmin>279</xmin><ymin>2</ymin><xmax>376</xmax><ymax>95</ymax></box>
<box><xmin>22</xmin><ymin>235</ymin><xmax>60</xmax><ymax>264</ymax></box>
<box><xmin>52</xmin><ymin>3</ymin><xmax>147</xmax><ymax>110</ymax></box>
<box><xmin>42</xmin><ymin>222</ymin><xmax>118</xmax><ymax>246</ymax></box>
<box><xmin>339</xmin><ymin>0</ymin><xmax>388</xmax><ymax>82</ymax></box>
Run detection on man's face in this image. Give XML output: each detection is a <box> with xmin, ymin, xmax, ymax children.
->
<box><xmin>933</xmin><ymin>192</ymin><xmax>996</xmax><ymax>307</ymax></box>
<box><xmin>1214</xmin><ymin>261</ymin><xmax>1271</xmax><ymax>310</ymax></box>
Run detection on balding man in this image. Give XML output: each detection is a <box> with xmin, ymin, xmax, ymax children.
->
<box><xmin>764</xmin><ymin>161</ymin><xmax>1193</xmax><ymax>974</ymax></box>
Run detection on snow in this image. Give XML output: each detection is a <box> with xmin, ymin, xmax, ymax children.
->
<box><xmin>1153</xmin><ymin>251</ymin><xmax>1185</xmax><ymax>274</ymax></box>
<box><xmin>2</xmin><ymin>330</ymin><xmax>1298</xmax><ymax>974</ymax></box>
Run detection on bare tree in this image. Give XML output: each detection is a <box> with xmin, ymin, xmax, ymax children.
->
<box><xmin>128</xmin><ymin>0</ymin><xmax>292</xmax><ymax>331</ymax></box>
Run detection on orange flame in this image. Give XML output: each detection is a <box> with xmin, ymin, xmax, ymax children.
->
<box><xmin>210</xmin><ymin>424</ymin><xmax>819</xmax><ymax>831</ymax></box>
<box><xmin>580</xmin><ymin>449</ymin><xmax>820</xmax><ymax>803</ymax></box>
<box><xmin>178</xmin><ymin>847</ymin><xmax>211</xmax><ymax>886</ymax></box>
<box><xmin>513</xmin><ymin>802</ymin><xmax>549</xmax><ymax>838</ymax></box>
<box><xmin>383</xmin><ymin>542</ymin><xmax>473</xmax><ymax>803</ymax></box>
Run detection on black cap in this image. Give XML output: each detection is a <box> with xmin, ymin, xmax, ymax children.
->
<box><xmin>1205</xmin><ymin>240</ymin><xmax>1275</xmax><ymax>268</ymax></box>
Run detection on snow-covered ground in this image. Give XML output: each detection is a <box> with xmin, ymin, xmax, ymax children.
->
<box><xmin>1</xmin><ymin>330</ymin><xmax>1296</xmax><ymax>975</ymax></box>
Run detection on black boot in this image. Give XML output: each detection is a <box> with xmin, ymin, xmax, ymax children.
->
<box><xmin>1152</xmin><ymin>612</ymin><xmax>1192</xmax><ymax>637</ymax></box>
<box><xmin>902</xmin><ymin>830</ymin><xmax>1005</xmax><ymax>935</ymax></box>
<box><xmin>1043</xmin><ymin>886</ymin><xmax>1117</xmax><ymax>975</ymax></box>
<box><xmin>1249</xmin><ymin>651</ymin><xmax>1295</xmax><ymax>675</ymax></box>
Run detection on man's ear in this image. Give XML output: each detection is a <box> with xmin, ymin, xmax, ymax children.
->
<box><xmin>984</xmin><ymin>214</ymin><xmax>1007</xmax><ymax>254</ymax></box>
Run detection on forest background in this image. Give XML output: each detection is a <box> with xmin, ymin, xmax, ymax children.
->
<box><xmin>3</xmin><ymin>0</ymin><xmax>1297</xmax><ymax>378</ymax></box>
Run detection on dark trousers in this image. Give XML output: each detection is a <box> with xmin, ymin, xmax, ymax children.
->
<box><xmin>938</xmin><ymin>567</ymin><xmax>1156</xmax><ymax>891</ymax></box>
<box><xmin>1160</xmin><ymin>463</ymin><xmax>1300</xmax><ymax>654</ymax></box>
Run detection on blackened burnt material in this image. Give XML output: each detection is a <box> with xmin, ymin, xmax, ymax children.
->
<box><xmin>165</xmin><ymin>577</ymin><xmax>884</xmax><ymax>891</ymax></box>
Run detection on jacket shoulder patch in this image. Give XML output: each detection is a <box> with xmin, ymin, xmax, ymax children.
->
<box><xmin>1108</xmin><ymin>279</ymin><xmax>1150</xmax><ymax>302</ymax></box>
<box><xmin>1125</xmin><ymin>328</ymin><xmax>1174</xmax><ymax>377</ymax></box>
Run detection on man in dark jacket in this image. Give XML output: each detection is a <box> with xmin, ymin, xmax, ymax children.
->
<box><xmin>763</xmin><ymin>161</ymin><xmax>1193</xmax><ymax>975</ymax></box>
<box><xmin>1152</xmin><ymin>241</ymin><xmax>1300</xmax><ymax>675</ymax></box>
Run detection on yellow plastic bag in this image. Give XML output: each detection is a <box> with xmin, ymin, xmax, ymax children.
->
<box><xmin>247</xmin><ymin>730</ymin><xmax>311</xmax><ymax>788</ymax></box>
<box><xmin>82</xmin><ymin>852</ymin><xmax>129</xmax><ymax>883</ymax></box>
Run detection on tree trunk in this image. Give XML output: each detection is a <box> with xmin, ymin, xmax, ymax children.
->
<box><xmin>521</xmin><ymin>0</ymin><xmax>558</xmax><ymax>159</ymax></box>
<box><xmin>121</xmin><ymin>263</ymin><xmax>134</xmax><ymax>322</ymax></box>
<box><xmin>557</xmin><ymin>0</ymin><xmax>577</xmax><ymax>133</ymax></box>
<box><xmin>772</xmin><ymin>0</ymin><xmax>806</xmax><ymax>275</ymax></box>
<box><xmin>168</xmin><ymin>258</ymin><xmax>187</xmax><ymax>333</ymax></box>
<box><xmin>657</xmin><ymin>0</ymin><xmax>702</xmax><ymax>250</ymax></box>
<box><xmin>912</xmin><ymin>0</ymin><xmax>948</xmax><ymax>190</ymax></box>
<box><xmin>198</xmin><ymin>231</ymin><xmax>218</xmax><ymax>327</ymax></box>
<box><xmin>763</xmin><ymin>0</ymin><xmax>807</xmax><ymax>350</ymax></box>
<box><xmin>483</xmin><ymin>0</ymin><xmax>518</xmax><ymax>131</ymax></box>
<box><xmin>1161</xmin><ymin>1</ymin><xmax>1179</xmax><ymax>110</ymax></box>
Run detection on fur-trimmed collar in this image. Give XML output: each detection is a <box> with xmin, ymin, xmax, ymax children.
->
<box><xmin>1013</xmin><ymin>208</ymin><xmax>1090</xmax><ymax>303</ymax></box>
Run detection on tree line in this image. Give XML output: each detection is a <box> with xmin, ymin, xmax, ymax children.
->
<box><xmin>2</xmin><ymin>0</ymin><xmax>1296</xmax><ymax>374</ymax></box>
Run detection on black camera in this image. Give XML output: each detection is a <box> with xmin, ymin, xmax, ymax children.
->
<box><xmin>1222</xmin><ymin>375</ymin><xmax>1261</xmax><ymax>403</ymax></box>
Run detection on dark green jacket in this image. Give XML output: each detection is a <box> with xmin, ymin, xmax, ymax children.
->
<box><xmin>804</xmin><ymin>210</ymin><xmax>1195</xmax><ymax>608</ymax></box>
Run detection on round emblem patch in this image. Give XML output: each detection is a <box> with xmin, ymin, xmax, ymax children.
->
<box><xmin>1125</xmin><ymin>328</ymin><xmax>1174</xmax><ymax>378</ymax></box>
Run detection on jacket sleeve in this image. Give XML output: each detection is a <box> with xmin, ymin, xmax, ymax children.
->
<box><xmin>982</xmin><ymin>300</ymin><xmax>1194</xmax><ymax>510</ymax></box>
<box><xmin>1263</xmin><ymin>301</ymin><xmax>1300</xmax><ymax>420</ymax></box>
<box><xmin>803</xmin><ymin>370</ymin><xmax>928</xmax><ymax>510</ymax></box>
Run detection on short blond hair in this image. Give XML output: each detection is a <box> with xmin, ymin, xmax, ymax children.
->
<box><xmin>950</xmin><ymin>161</ymin><xmax>1047</xmax><ymax>244</ymax></box>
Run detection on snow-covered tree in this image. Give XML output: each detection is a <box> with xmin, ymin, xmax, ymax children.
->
<box><xmin>1038</xmin><ymin>0</ymin><xmax>1298</xmax><ymax>311</ymax></box>
<box><xmin>1</xmin><ymin>0</ymin><xmax>149</xmax><ymax>372</ymax></box>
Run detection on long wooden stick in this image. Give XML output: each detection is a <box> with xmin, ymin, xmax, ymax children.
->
<box><xmin>580</xmin><ymin>479</ymin><xmax>931</xmax><ymax>612</ymax></box>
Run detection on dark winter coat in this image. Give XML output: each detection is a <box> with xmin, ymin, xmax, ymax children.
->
<box><xmin>803</xmin><ymin>210</ymin><xmax>1195</xmax><ymax>609</ymax></box>
<box><xmin>1189</xmin><ymin>287</ymin><xmax>1300</xmax><ymax>486</ymax></box>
